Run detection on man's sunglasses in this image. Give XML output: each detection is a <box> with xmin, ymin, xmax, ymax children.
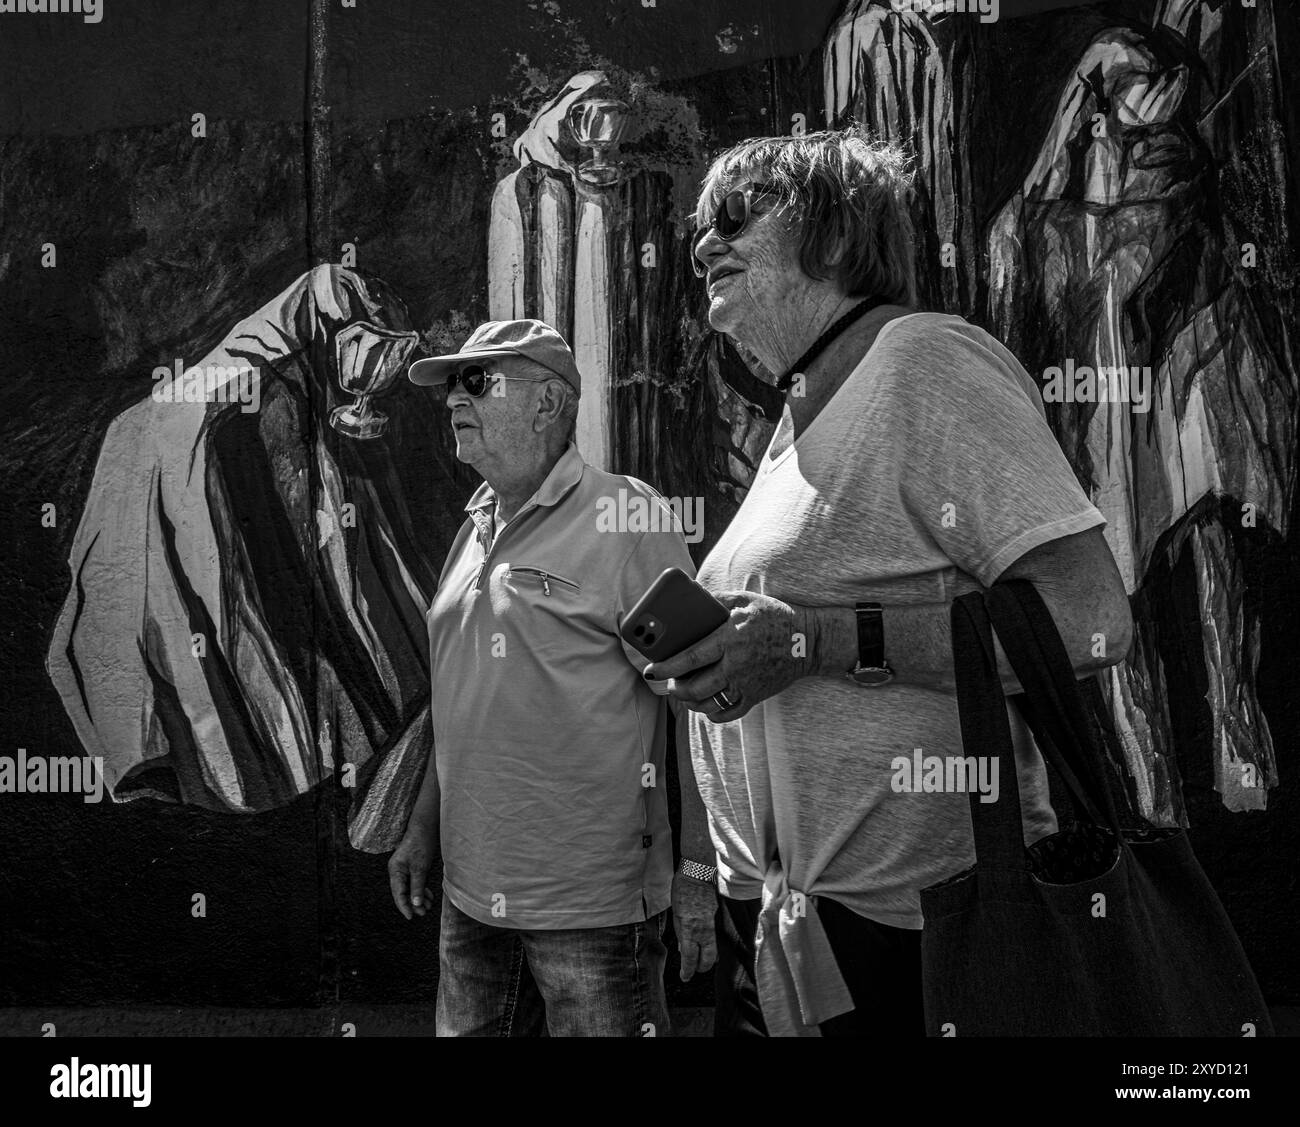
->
<box><xmin>690</xmin><ymin>182</ymin><xmax>776</xmax><ymax>278</ymax></box>
<box><xmin>444</xmin><ymin>363</ymin><xmax>555</xmax><ymax>398</ymax></box>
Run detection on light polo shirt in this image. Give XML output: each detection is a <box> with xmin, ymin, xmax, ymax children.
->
<box><xmin>427</xmin><ymin>442</ymin><xmax>695</xmax><ymax>929</ymax></box>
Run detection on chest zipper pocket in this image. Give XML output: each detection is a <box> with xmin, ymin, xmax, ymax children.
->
<box><xmin>508</xmin><ymin>566</ymin><xmax>581</xmax><ymax>597</ymax></box>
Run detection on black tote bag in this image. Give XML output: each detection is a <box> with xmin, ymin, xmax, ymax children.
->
<box><xmin>919</xmin><ymin>580</ymin><xmax>1273</xmax><ymax>1037</ymax></box>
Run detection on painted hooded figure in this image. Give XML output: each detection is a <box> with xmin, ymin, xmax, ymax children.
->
<box><xmin>47</xmin><ymin>265</ymin><xmax>455</xmax><ymax>850</ymax></box>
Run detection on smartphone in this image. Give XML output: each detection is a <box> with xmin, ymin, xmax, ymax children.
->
<box><xmin>620</xmin><ymin>567</ymin><xmax>730</xmax><ymax>663</ymax></box>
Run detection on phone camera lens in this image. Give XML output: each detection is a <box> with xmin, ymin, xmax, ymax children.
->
<box><xmin>633</xmin><ymin>624</ymin><xmax>645</xmax><ymax>637</ymax></box>
<box><xmin>644</xmin><ymin>633</ymin><xmax>656</xmax><ymax>645</ymax></box>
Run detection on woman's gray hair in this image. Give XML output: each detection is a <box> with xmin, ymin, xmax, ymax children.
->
<box><xmin>694</xmin><ymin>124</ymin><xmax>918</xmax><ymax>306</ymax></box>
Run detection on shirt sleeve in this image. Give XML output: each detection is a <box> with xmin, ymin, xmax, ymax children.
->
<box><xmin>889</xmin><ymin>319</ymin><xmax>1106</xmax><ymax>587</ymax></box>
<box><xmin>613</xmin><ymin>495</ymin><xmax>697</xmax><ymax>690</ymax></box>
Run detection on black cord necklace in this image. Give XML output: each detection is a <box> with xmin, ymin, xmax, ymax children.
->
<box><xmin>774</xmin><ymin>294</ymin><xmax>890</xmax><ymax>393</ymax></box>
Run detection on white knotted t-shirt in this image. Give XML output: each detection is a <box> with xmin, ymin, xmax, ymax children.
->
<box><xmin>689</xmin><ymin>313</ymin><xmax>1106</xmax><ymax>1035</ymax></box>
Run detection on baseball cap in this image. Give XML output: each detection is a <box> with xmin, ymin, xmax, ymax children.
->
<box><xmin>408</xmin><ymin>319</ymin><xmax>582</xmax><ymax>393</ymax></box>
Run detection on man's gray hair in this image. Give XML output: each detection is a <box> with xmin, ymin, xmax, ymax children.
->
<box><xmin>695</xmin><ymin>123</ymin><xmax>918</xmax><ymax>306</ymax></box>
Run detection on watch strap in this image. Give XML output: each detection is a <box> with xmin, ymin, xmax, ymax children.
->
<box><xmin>677</xmin><ymin>858</ymin><xmax>717</xmax><ymax>884</ymax></box>
<box><xmin>855</xmin><ymin>601</ymin><xmax>885</xmax><ymax>669</ymax></box>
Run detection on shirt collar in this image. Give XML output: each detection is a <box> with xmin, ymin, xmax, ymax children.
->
<box><xmin>463</xmin><ymin>442</ymin><xmax>586</xmax><ymax>517</ymax></box>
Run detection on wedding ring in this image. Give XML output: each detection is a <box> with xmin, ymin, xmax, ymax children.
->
<box><xmin>712</xmin><ymin>691</ymin><xmax>735</xmax><ymax>711</ymax></box>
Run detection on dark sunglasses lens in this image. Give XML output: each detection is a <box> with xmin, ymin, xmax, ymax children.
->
<box><xmin>692</xmin><ymin>186</ymin><xmax>766</xmax><ymax>276</ymax></box>
<box><xmin>717</xmin><ymin>190</ymin><xmax>750</xmax><ymax>238</ymax></box>
<box><xmin>449</xmin><ymin>364</ymin><xmax>489</xmax><ymax>396</ymax></box>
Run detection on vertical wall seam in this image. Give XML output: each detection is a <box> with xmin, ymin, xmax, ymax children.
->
<box><xmin>306</xmin><ymin>0</ymin><xmax>340</xmax><ymax>1024</ymax></box>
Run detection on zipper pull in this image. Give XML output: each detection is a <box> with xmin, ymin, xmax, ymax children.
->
<box><xmin>540</xmin><ymin>572</ymin><xmax>551</xmax><ymax>596</ymax></box>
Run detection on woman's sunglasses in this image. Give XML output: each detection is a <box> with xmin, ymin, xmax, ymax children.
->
<box><xmin>690</xmin><ymin>182</ymin><xmax>776</xmax><ymax>278</ymax></box>
<box><xmin>444</xmin><ymin>363</ymin><xmax>553</xmax><ymax>398</ymax></box>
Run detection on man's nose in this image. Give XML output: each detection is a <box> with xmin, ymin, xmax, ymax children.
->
<box><xmin>446</xmin><ymin>382</ymin><xmax>470</xmax><ymax>409</ymax></box>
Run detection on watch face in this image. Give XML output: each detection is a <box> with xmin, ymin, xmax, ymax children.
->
<box><xmin>851</xmin><ymin>667</ymin><xmax>894</xmax><ymax>686</ymax></box>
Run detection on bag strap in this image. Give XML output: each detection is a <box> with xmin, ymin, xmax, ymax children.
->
<box><xmin>949</xmin><ymin>591</ymin><xmax>1028</xmax><ymax>870</ymax></box>
<box><xmin>986</xmin><ymin>580</ymin><xmax>1124</xmax><ymax>838</ymax></box>
<box><xmin>1012</xmin><ymin>697</ymin><xmax>1108</xmax><ymax>827</ymax></box>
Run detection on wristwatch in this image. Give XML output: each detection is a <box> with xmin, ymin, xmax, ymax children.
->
<box><xmin>677</xmin><ymin>858</ymin><xmax>718</xmax><ymax>884</ymax></box>
<box><xmin>848</xmin><ymin>601</ymin><xmax>894</xmax><ymax>686</ymax></box>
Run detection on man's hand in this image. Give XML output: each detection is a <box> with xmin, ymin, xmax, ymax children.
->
<box><xmin>644</xmin><ymin>592</ymin><xmax>811</xmax><ymax>722</ymax></box>
<box><xmin>388</xmin><ymin>822</ymin><xmax>437</xmax><ymax>921</ymax></box>
<box><xmin>672</xmin><ymin>874</ymin><xmax>719</xmax><ymax>982</ymax></box>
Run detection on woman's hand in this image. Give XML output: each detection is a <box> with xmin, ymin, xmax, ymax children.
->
<box><xmin>643</xmin><ymin>592</ymin><xmax>812</xmax><ymax>721</ymax></box>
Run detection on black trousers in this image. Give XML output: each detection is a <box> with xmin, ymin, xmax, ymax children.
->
<box><xmin>713</xmin><ymin>892</ymin><xmax>925</xmax><ymax>1037</ymax></box>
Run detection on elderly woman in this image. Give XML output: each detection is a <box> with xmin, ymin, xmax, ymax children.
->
<box><xmin>644</xmin><ymin>125</ymin><xmax>1134</xmax><ymax>1037</ymax></box>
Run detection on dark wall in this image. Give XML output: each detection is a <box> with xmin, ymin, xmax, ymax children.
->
<box><xmin>1</xmin><ymin>0</ymin><xmax>1296</xmax><ymax>1026</ymax></box>
<box><xmin>0</xmin><ymin>0</ymin><xmax>847</xmax><ymax>1018</ymax></box>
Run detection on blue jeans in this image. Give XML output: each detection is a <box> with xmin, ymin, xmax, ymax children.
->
<box><xmin>436</xmin><ymin>897</ymin><xmax>671</xmax><ymax>1037</ymax></box>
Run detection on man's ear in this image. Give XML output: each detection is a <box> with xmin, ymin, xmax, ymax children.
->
<box><xmin>533</xmin><ymin>379</ymin><xmax>566</xmax><ymax>432</ymax></box>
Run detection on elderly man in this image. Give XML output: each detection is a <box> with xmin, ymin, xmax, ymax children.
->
<box><xmin>387</xmin><ymin>319</ymin><xmax>718</xmax><ymax>1037</ymax></box>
